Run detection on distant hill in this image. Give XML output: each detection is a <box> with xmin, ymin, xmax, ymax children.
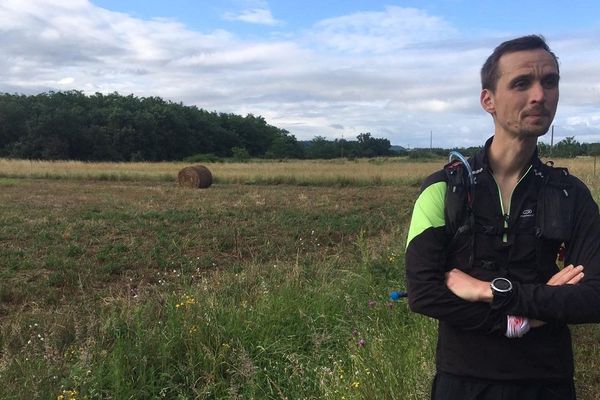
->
<box><xmin>390</xmin><ymin>145</ymin><xmax>407</xmax><ymax>153</ymax></box>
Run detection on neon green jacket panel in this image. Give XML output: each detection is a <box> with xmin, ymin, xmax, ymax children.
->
<box><xmin>406</xmin><ymin>180</ymin><xmax>446</xmax><ymax>249</ymax></box>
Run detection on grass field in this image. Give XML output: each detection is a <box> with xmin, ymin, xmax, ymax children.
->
<box><xmin>1</xmin><ymin>157</ymin><xmax>600</xmax><ymax>399</ymax></box>
<box><xmin>0</xmin><ymin>158</ymin><xmax>448</xmax><ymax>187</ymax></box>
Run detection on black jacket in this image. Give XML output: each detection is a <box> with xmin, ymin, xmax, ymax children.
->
<box><xmin>405</xmin><ymin>137</ymin><xmax>600</xmax><ymax>380</ymax></box>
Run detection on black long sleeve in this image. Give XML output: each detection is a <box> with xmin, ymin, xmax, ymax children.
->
<box><xmin>405</xmin><ymin>177</ymin><xmax>507</xmax><ymax>335</ymax></box>
<box><xmin>507</xmin><ymin>178</ymin><xmax>600</xmax><ymax>323</ymax></box>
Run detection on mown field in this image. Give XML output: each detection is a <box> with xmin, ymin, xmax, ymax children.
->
<box><xmin>1</xmin><ymin>157</ymin><xmax>600</xmax><ymax>400</ymax></box>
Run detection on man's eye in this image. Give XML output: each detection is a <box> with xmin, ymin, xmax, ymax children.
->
<box><xmin>513</xmin><ymin>80</ymin><xmax>529</xmax><ymax>89</ymax></box>
<box><xmin>542</xmin><ymin>77</ymin><xmax>559</xmax><ymax>89</ymax></box>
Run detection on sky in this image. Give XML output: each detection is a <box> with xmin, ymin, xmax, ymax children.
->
<box><xmin>1</xmin><ymin>0</ymin><xmax>600</xmax><ymax>148</ymax></box>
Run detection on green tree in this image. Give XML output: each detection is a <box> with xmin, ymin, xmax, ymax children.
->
<box><xmin>356</xmin><ymin>132</ymin><xmax>391</xmax><ymax>157</ymax></box>
<box><xmin>553</xmin><ymin>136</ymin><xmax>581</xmax><ymax>158</ymax></box>
<box><xmin>587</xmin><ymin>142</ymin><xmax>600</xmax><ymax>156</ymax></box>
<box><xmin>231</xmin><ymin>146</ymin><xmax>251</xmax><ymax>162</ymax></box>
<box><xmin>0</xmin><ymin>91</ymin><xmax>303</xmax><ymax>161</ymax></box>
<box><xmin>305</xmin><ymin>136</ymin><xmax>339</xmax><ymax>159</ymax></box>
<box><xmin>266</xmin><ymin>131</ymin><xmax>304</xmax><ymax>159</ymax></box>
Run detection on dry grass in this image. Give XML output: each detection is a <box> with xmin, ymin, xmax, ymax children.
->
<box><xmin>0</xmin><ymin>158</ymin><xmax>177</xmax><ymax>181</ymax></box>
<box><xmin>2</xmin><ymin>156</ymin><xmax>599</xmax><ymax>187</ymax></box>
<box><xmin>0</xmin><ymin>158</ymin><xmax>442</xmax><ymax>185</ymax></box>
<box><xmin>543</xmin><ymin>156</ymin><xmax>600</xmax><ymax>185</ymax></box>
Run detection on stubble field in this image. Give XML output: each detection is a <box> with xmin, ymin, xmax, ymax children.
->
<box><xmin>1</xmin><ymin>157</ymin><xmax>600</xmax><ymax>399</ymax></box>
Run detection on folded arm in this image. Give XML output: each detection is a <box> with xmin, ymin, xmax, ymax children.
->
<box><xmin>405</xmin><ymin>180</ymin><xmax>508</xmax><ymax>335</ymax></box>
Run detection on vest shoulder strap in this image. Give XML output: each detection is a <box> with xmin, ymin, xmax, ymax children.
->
<box><xmin>443</xmin><ymin>158</ymin><xmax>475</xmax><ymax>238</ymax></box>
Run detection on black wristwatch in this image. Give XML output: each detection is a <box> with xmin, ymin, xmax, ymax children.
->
<box><xmin>491</xmin><ymin>277</ymin><xmax>513</xmax><ymax>298</ymax></box>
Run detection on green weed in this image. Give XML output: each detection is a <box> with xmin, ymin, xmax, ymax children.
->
<box><xmin>0</xmin><ymin>172</ymin><xmax>599</xmax><ymax>399</ymax></box>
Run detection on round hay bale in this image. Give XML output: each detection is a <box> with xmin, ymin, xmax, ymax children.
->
<box><xmin>178</xmin><ymin>165</ymin><xmax>213</xmax><ymax>189</ymax></box>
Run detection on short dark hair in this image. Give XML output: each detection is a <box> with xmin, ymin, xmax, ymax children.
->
<box><xmin>481</xmin><ymin>35</ymin><xmax>559</xmax><ymax>91</ymax></box>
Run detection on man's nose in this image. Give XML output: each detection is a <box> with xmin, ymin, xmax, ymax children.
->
<box><xmin>529</xmin><ymin>82</ymin><xmax>546</xmax><ymax>103</ymax></box>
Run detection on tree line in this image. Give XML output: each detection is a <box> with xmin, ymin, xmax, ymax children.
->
<box><xmin>407</xmin><ymin>136</ymin><xmax>600</xmax><ymax>160</ymax></box>
<box><xmin>0</xmin><ymin>91</ymin><xmax>394</xmax><ymax>161</ymax></box>
<box><xmin>2</xmin><ymin>91</ymin><xmax>595</xmax><ymax>161</ymax></box>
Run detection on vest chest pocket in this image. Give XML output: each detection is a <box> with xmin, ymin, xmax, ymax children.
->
<box><xmin>535</xmin><ymin>179</ymin><xmax>574</xmax><ymax>242</ymax></box>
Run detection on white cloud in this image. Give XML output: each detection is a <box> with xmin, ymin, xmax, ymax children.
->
<box><xmin>311</xmin><ymin>6</ymin><xmax>458</xmax><ymax>54</ymax></box>
<box><xmin>1</xmin><ymin>1</ymin><xmax>599</xmax><ymax>148</ymax></box>
<box><xmin>223</xmin><ymin>7</ymin><xmax>280</xmax><ymax>26</ymax></box>
<box><xmin>57</xmin><ymin>77</ymin><xmax>75</xmax><ymax>85</ymax></box>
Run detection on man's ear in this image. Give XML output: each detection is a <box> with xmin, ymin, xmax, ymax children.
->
<box><xmin>480</xmin><ymin>89</ymin><xmax>495</xmax><ymax>114</ymax></box>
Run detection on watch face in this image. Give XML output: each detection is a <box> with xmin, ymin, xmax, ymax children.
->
<box><xmin>493</xmin><ymin>278</ymin><xmax>512</xmax><ymax>292</ymax></box>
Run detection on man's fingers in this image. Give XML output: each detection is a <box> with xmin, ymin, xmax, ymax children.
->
<box><xmin>530</xmin><ymin>319</ymin><xmax>546</xmax><ymax>328</ymax></box>
<box><xmin>546</xmin><ymin>264</ymin><xmax>573</xmax><ymax>285</ymax></box>
<box><xmin>567</xmin><ymin>272</ymin><xmax>584</xmax><ymax>285</ymax></box>
<box><xmin>547</xmin><ymin>265</ymin><xmax>584</xmax><ymax>286</ymax></box>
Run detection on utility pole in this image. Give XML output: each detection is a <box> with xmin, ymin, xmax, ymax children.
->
<box><xmin>550</xmin><ymin>125</ymin><xmax>554</xmax><ymax>156</ymax></box>
<box><xmin>430</xmin><ymin>130</ymin><xmax>433</xmax><ymax>150</ymax></box>
<box><xmin>340</xmin><ymin>133</ymin><xmax>344</xmax><ymax>158</ymax></box>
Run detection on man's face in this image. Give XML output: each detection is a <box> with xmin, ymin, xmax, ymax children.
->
<box><xmin>481</xmin><ymin>48</ymin><xmax>559</xmax><ymax>139</ymax></box>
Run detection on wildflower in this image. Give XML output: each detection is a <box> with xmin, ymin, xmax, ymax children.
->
<box><xmin>351</xmin><ymin>381</ymin><xmax>361</xmax><ymax>388</ymax></box>
<box><xmin>352</xmin><ymin>329</ymin><xmax>359</xmax><ymax>337</ymax></box>
<box><xmin>57</xmin><ymin>389</ymin><xmax>78</xmax><ymax>400</ymax></box>
<box><xmin>368</xmin><ymin>300</ymin><xmax>377</xmax><ymax>308</ymax></box>
<box><xmin>385</xmin><ymin>301</ymin><xmax>394</xmax><ymax>309</ymax></box>
<box><xmin>175</xmin><ymin>294</ymin><xmax>196</xmax><ymax>309</ymax></box>
<box><xmin>357</xmin><ymin>338</ymin><xmax>366</xmax><ymax>348</ymax></box>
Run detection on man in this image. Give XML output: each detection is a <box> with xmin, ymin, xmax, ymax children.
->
<box><xmin>405</xmin><ymin>35</ymin><xmax>600</xmax><ymax>399</ymax></box>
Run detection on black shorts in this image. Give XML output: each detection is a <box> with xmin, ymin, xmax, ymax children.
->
<box><xmin>431</xmin><ymin>371</ymin><xmax>576</xmax><ymax>400</ymax></box>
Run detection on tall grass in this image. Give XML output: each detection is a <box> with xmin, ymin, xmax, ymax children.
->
<box><xmin>0</xmin><ymin>179</ymin><xmax>438</xmax><ymax>399</ymax></box>
<box><xmin>1</xmin><ymin>159</ymin><xmax>600</xmax><ymax>399</ymax></box>
<box><xmin>2</xmin><ymin>156</ymin><xmax>599</xmax><ymax>187</ymax></box>
<box><xmin>0</xmin><ymin>158</ymin><xmax>441</xmax><ymax>186</ymax></box>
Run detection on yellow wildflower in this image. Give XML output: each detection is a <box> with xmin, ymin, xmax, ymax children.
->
<box><xmin>176</xmin><ymin>294</ymin><xmax>196</xmax><ymax>309</ymax></box>
<box><xmin>57</xmin><ymin>390</ymin><xmax>78</xmax><ymax>400</ymax></box>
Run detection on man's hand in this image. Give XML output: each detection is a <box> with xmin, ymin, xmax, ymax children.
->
<box><xmin>530</xmin><ymin>264</ymin><xmax>584</xmax><ymax>327</ymax></box>
<box><xmin>445</xmin><ymin>268</ymin><xmax>493</xmax><ymax>303</ymax></box>
<box><xmin>546</xmin><ymin>264</ymin><xmax>584</xmax><ymax>286</ymax></box>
